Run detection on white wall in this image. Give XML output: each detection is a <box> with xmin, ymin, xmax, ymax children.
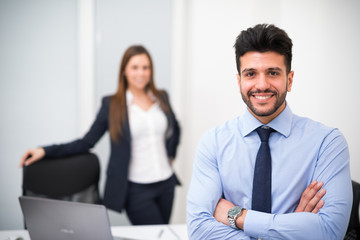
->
<box><xmin>171</xmin><ymin>0</ymin><xmax>360</xmax><ymax>223</ymax></box>
<box><xmin>0</xmin><ymin>0</ymin><xmax>78</xmax><ymax>229</ymax></box>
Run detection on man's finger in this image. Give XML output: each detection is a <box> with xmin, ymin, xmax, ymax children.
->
<box><xmin>295</xmin><ymin>181</ymin><xmax>325</xmax><ymax>212</ymax></box>
<box><xmin>301</xmin><ymin>180</ymin><xmax>317</xmax><ymax>198</ymax></box>
<box><xmin>312</xmin><ymin>200</ymin><xmax>325</xmax><ymax>214</ymax></box>
<box><xmin>304</xmin><ymin>188</ymin><xmax>326</xmax><ymax>212</ymax></box>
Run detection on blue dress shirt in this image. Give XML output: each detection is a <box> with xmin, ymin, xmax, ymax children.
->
<box><xmin>187</xmin><ymin>104</ymin><xmax>352</xmax><ymax>240</ymax></box>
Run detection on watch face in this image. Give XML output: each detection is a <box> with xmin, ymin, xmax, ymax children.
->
<box><xmin>228</xmin><ymin>206</ymin><xmax>242</xmax><ymax>217</ymax></box>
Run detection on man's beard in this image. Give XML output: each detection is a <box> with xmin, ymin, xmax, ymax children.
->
<box><xmin>241</xmin><ymin>89</ymin><xmax>287</xmax><ymax>117</ymax></box>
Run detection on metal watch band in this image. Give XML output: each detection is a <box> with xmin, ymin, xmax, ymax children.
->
<box><xmin>228</xmin><ymin>206</ymin><xmax>244</xmax><ymax>229</ymax></box>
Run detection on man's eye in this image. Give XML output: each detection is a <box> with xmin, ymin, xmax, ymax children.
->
<box><xmin>246</xmin><ymin>72</ymin><xmax>254</xmax><ymax>77</ymax></box>
<box><xmin>269</xmin><ymin>71</ymin><xmax>278</xmax><ymax>76</ymax></box>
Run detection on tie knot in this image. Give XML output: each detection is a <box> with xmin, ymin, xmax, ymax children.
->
<box><xmin>256</xmin><ymin>127</ymin><xmax>274</xmax><ymax>142</ymax></box>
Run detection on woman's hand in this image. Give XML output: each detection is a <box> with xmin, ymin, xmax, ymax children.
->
<box><xmin>19</xmin><ymin>147</ymin><xmax>45</xmax><ymax>167</ymax></box>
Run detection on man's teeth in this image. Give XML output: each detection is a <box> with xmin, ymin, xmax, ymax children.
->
<box><xmin>254</xmin><ymin>96</ymin><xmax>271</xmax><ymax>100</ymax></box>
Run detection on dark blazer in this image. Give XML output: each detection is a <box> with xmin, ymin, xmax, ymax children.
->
<box><xmin>43</xmin><ymin>91</ymin><xmax>180</xmax><ymax>212</ymax></box>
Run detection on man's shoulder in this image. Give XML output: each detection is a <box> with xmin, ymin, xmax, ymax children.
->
<box><xmin>292</xmin><ymin>114</ymin><xmax>342</xmax><ymax>139</ymax></box>
<box><xmin>293</xmin><ymin>114</ymin><xmax>332</xmax><ymax>129</ymax></box>
<box><xmin>196</xmin><ymin>117</ymin><xmax>240</xmax><ymax>154</ymax></box>
<box><xmin>202</xmin><ymin>117</ymin><xmax>241</xmax><ymax>140</ymax></box>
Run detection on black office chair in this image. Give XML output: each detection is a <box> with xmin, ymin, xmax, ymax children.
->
<box><xmin>22</xmin><ymin>152</ymin><xmax>101</xmax><ymax>204</ymax></box>
<box><xmin>344</xmin><ymin>180</ymin><xmax>360</xmax><ymax>240</ymax></box>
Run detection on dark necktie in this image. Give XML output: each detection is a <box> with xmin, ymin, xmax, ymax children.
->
<box><xmin>252</xmin><ymin>126</ymin><xmax>274</xmax><ymax>213</ymax></box>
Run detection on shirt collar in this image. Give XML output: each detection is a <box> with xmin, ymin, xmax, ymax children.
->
<box><xmin>241</xmin><ymin>102</ymin><xmax>293</xmax><ymax>138</ymax></box>
<box><xmin>126</xmin><ymin>90</ymin><xmax>158</xmax><ymax>106</ymax></box>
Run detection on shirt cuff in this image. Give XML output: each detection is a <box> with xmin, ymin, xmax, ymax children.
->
<box><xmin>243</xmin><ymin>210</ymin><xmax>272</xmax><ymax>239</ymax></box>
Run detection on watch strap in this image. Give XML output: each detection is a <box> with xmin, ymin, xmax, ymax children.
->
<box><xmin>228</xmin><ymin>206</ymin><xmax>244</xmax><ymax>229</ymax></box>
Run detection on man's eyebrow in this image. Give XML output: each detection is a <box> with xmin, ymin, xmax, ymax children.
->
<box><xmin>268</xmin><ymin>67</ymin><xmax>283</xmax><ymax>72</ymax></box>
<box><xmin>241</xmin><ymin>68</ymin><xmax>255</xmax><ymax>74</ymax></box>
<box><xmin>241</xmin><ymin>67</ymin><xmax>283</xmax><ymax>74</ymax></box>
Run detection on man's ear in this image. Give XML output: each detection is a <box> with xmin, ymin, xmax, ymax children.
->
<box><xmin>236</xmin><ymin>74</ymin><xmax>241</xmax><ymax>87</ymax></box>
<box><xmin>287</xmin><ymin>71</ymin><xmax>294</xmax><ymax>92</ymax></box>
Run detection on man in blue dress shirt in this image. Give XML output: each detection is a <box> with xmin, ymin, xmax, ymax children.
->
<box><xmin>187</xmin><ymin>24</ymin><xmax>352</xmax><ymax>239</ymax></box>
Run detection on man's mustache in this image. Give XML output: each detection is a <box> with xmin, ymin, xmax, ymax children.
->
<box><xmin>248</xmin><ymin>89</ymin><xmax>277</xmax><ymax>97</ymax></box>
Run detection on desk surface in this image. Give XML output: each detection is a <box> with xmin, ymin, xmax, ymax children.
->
<box><xmin>0</xmin><ymin>224</ymin><xmax>188</xmax><ymax>240</ymax></box>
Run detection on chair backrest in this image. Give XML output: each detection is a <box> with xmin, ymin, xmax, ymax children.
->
<box><xmin>344</xmin><ymin>180</ymin><xmax>360</xmax><ymax>240</ymax></box>
<box><xmin>22</xmin><ymin>152</ymin><xmax>101</xmax><ymax>204</ymax></box>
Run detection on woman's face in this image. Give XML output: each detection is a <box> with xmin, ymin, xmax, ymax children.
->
<box><xmin>124</xmin><ymin>53</ymin><xmax>151</xmax><ymax>92</ymax></box>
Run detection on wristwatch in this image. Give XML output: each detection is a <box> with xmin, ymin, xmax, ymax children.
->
<box><xmin>228</xmin><ymin>206</ymin><xmax>245</xmax><ymax>229</ymax></box>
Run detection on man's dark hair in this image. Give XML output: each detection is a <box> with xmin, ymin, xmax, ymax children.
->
<box><xmin>234</xmin><ymin>24</ymin><xmax>293</xmax><ymax>74</ymax></box>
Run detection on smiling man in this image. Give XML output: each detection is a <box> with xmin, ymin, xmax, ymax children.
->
<box><xmin>186</xmin><ymin>24</ymin><xmax>352</xmax><ymax>239</ymax></box>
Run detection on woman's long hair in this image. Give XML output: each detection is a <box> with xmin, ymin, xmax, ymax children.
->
<box><xmin>109</xmin><ymin>45</ymin><xmax>171</xmax><ymax>142</ymax></box>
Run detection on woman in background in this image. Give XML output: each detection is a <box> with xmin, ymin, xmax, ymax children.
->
<box><xmin>19</xmin><ymin>45</ymin><xmax>181</xmax><ymax>225</ymax></box>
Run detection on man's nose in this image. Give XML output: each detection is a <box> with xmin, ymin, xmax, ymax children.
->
<box><xmin>256</xmin><ymin>73</ymin><xmax>270</xmax><ymax>90</ymax></box>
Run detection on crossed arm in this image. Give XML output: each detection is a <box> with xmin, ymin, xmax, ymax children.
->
<box><xmin>213</xmin><ymin>180</ymin><xmax>326</xmax><ymax>230</ymax></box>
<box><xmin>187</xmin><ymin>161</ymin><xmax>351</xmax><ymax>240</ymax></box>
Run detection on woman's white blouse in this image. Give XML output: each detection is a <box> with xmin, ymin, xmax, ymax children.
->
<box><xmin>126</xmin><ymin>91</ymin><xmax>173</xmax><ymax>184</ymax></box>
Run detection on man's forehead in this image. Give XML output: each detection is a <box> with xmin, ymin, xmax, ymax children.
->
<box><xmin>239</xmin><ymin>51</ymin><xmax>286</xmax><ymax>71</ymax></box>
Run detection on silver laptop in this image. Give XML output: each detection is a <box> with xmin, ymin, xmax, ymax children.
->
<box><xmin>19</xmin><ymin>196</ymin><xmax>133</xmax><ymax>240</ymax></box>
